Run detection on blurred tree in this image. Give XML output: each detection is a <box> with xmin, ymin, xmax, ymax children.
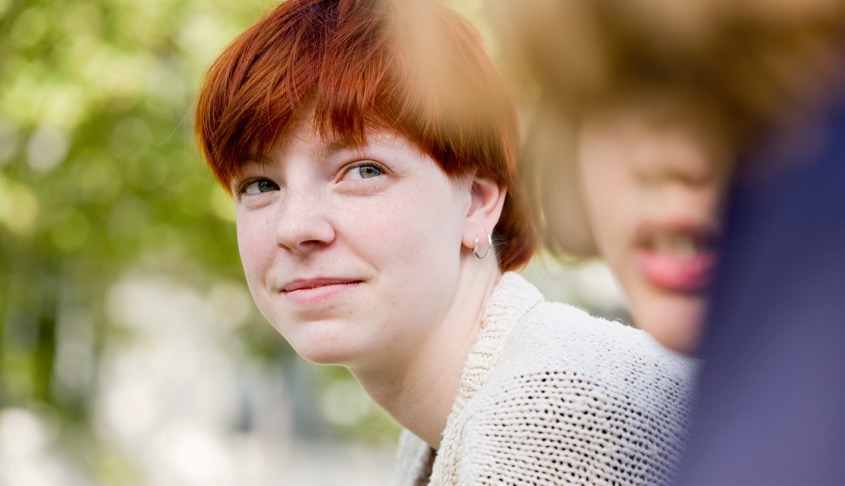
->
<box><xmin>0</xmin><ymin>0</ymin><xmax>280</xmax><ymax>423</ymax></box>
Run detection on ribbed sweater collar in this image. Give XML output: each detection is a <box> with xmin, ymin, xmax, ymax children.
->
<box><xmin>442</xmin><ymin>271</ymin><xmax>544</xmax><ymax>435</ymax></box>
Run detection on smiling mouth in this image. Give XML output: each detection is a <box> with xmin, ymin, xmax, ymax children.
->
<box><xmin>637</xmin><ymin>231</ymin><xmax>717</xmax><ymax>293</ymax></box>
<box><xmin>280</xmin><ymin>278</ymin><xmax>363</xmax><ymax>305</ymax></box>
<box><xmin>283</xmin><ymin>278</ymin><xmax>363</xmax><ymax>293</ymax></box>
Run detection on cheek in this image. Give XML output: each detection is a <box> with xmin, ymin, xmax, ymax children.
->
<box><xmin>236</xmin><ymin>214</ymin><xmax>274</xmax><ymax>277</ymax></box>
<box><xmin>706</xmin><ymin>183</ymin><xmax>728</xmax><ymax>220</ymax></box>
<box><xmin>362</xmin><ymin>183</ymin><xmax>464</xmax><ymax>249</ymax></box>
<box><xmin>367</xmin><ymin>199</ymin><xmax>465</xmax><ymax>320</ymax></box>
<box><xmin>591</xmin><ymin>212</ymin><xmax>630</xmax><ymax>267</ymax></box>
<box><xmin>366</xmin><ymin>204</ymin><xmax>457</xmax><ymax>265</ymax></box>
<box><xmin>580</xmin><ymin>165</ymin><xmax>632</xmax><ymax>258</ymax></box>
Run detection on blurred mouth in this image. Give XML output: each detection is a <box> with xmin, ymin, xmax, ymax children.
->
<box><xmin>281</xmin><ymin>278</ymin><xmax>364</xmax><ymax>304</ymax></box>
<box><xmin>636</xmin><ymin>229</ymin><xmax>717</xmax><ymax>293</ymax></box>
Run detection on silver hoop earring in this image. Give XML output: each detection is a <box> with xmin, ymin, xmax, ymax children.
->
<box><xmin>473</xmin><ymin>233</ymin><xmax>493</xmax><ymax>259</ymax></box>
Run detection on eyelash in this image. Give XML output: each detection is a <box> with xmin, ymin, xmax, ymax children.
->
<box><xmin>237</xmin><ymin>178</ymin><xmax>278</xmax><ymax>196</ymax></box>
<box><xmin>342</xmin><ymin>161</ymin><xmax>387</xmax><ymax>180</ymax></box>
<box><xmin>234</xmin><ymin>159</ymin><xmax>388</xmax><ymax>196</ymax></box>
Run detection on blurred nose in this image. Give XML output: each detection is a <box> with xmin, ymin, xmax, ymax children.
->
<box><xmin>630</xmin><ymin>132</ymin><xmax>716</xmax><ymax>187</ymax></box>
<box><xmin>274</xmin><ymin>186</ymin><xmax>335</xmax><ymax>255</ymax></box>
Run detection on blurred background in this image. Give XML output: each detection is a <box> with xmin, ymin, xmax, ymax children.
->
<box><xmin>0</xmin><ymin>0</ymin><xmax>627</xmax><ymax>484</ymax></box>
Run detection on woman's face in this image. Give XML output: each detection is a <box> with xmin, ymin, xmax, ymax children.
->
<box><xmin>576</xmin><ymin>107</ymin><xmax>731</xmax><ymax>354</ymax></box>
<box><xmin>233</xmin><ymin>114</ymin><xmax>473</xmax><ymax>369</ymax></box>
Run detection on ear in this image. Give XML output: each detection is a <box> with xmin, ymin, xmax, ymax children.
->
<box><xmin>461</xmin><ymin>176</ymin><xmax>506</xmax><ymax>250</ymax></box>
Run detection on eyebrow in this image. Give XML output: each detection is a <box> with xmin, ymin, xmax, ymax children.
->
<box><xmin>320</xmin><ymin>139</ymin><xmax>360</xmax><ymax>158</ymax></box>
<box><xmin>241</xmin><ymin>153</ymin><xmax>271</xmax><ymax>167</ymax></box>
<box><xmin>240</xmin><ymin>135</ymin><xmax>367</xmax><ymax>169</ymax></box>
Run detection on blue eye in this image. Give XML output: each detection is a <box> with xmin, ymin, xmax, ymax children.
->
<box><xmin>242</xmin><ymin>179</ymin><xmax>279</xmax><ymax>195</ymax></box>
<box><xmin>346</xmin><ymin>164</ymin><xmax>383</xmax><ymax>180</ymax></box>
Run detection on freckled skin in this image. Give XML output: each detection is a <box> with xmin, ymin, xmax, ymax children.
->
<box><xmin>233</xmin><ymin>115</ymin><xmax>474</xmax><ymax>371</ymax></box>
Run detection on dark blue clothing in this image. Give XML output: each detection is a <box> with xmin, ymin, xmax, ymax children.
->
<box><xmin>676</xmin><ymin>90</ymin><xmax>845</xmax><ymax>484</ymax></box>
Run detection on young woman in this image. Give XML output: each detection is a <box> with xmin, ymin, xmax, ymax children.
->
<box><xmin>194</xmin><ymin>0</ymin><xmax>695</xmax><ymax>483</ymax></box>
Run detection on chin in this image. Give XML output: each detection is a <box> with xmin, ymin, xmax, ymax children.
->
<box><xmin>633</xmin><ymin>295</ymin><xmax>705</xmax><ymax>355</ymax></box>
<box><xmin>283</xmin><ymin>324</ymin><xmax>362</xmax><ymax>366</ymax></box>
<box><xmin>294</xmin><ymin>341</ymin><xmax>359</xmax><ymax>366</ymax></box>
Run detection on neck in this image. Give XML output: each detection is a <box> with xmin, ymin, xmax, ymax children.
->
<box><xmin>350</xmin><ymin>259</ymin><xmax>503</xmax><ymax>449</ymax></box>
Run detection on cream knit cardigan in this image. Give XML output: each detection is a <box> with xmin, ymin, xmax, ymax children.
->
<box><xmin>392</xmin><ymin>273</ymin><xmax>696</xmax><ymax>485</ymax></box>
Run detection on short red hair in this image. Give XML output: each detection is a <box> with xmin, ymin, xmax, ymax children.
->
<box><xmin>195</xmin><ymin>0</ymin><xmax>535</xmax><ymax>271</ymax></box>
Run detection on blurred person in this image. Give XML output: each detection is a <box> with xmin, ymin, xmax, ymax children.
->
<box><xmin>490</xmin><ymin>0</ymin><xmax>845</xmax><ymax>482</ymax></box>
<box><xmin>193</xmin><ymin>0</ymin><xmax>695</xmax><ymax>484</ymax></box>
<box><xmin>488</xmin><ymin>0</ymin><xmax>845</xmax><ymax>354</ymax></box>
<box><xmin>486</xmin><ymin>1</ymin><xmax>749</xmax><ymax>354</ymax></box>
<box><xmin>523</xmin><ymin>94</ymin><xmax>734</xmax><ymax>354</ymax></box>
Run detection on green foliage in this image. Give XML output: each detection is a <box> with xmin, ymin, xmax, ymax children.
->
<box><xmin>0</xmin><ymin>0</ymin><xmax>275</xmax><ymax>407</ymax></box>
<box><xmin>0</xmin><ymin>1</ymin><xmax>305</xmax><ymax>481</ymax></box>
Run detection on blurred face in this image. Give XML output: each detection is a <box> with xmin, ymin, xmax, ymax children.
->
<box><xmin>576</xmin><ymin>107</ymin><xmax>731</xmax><ymax>354</ymax></box>
<box><xmin>233</xmin><ymin>114</ymin><xmax>472</xmax><ymax>369</ymax></box>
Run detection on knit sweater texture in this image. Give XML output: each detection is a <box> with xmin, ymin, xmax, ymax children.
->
<box><xmin>392</xmin><ymin>272</ymin><xmax>697</xmax><ymax>485</ymax></box>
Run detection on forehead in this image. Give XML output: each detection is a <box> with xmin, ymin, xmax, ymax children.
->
<box><xmin>268</xmin><ymin>114</ymin><xmax>418</xmax><ymax>159</ymax></box>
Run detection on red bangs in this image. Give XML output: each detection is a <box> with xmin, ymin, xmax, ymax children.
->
<box><xmin>196</xmin><ymin>0</ymin><xmax>513</xmax><ymax>185</ymax></box>
<box><xmin>194</xmin><ymin>0</ymin><xmax>537</xmax><ymax>271</ymax></box>
<box><xmin>195</xmin><ymin>0</ymin><xmax>384</xmax><ymax>187</ymax></box>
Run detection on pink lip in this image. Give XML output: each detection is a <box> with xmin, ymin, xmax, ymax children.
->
<box><xmin>281</xmin><ymin>278</ymin><xmax>363</xmax><ymax>305</ymax></box>
<box><xmin>637</xmin><ymin>248</ymin><xmax>715</xmax><ymax>292</ymax></box>
<box><xmin>634</xmin><ymin>222</ymin><xmax>718</xmax><ymax>293</ymax></box>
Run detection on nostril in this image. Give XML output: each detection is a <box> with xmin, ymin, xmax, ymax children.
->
<box><xmin>300</xmin><ymin>238</ymin><xmax>330</xmax><ymax>248</ymax></box>
<box><xmin>274</xmin><ymin>214</ymin><xmax>336</xmax><ymax>253</ymax></box>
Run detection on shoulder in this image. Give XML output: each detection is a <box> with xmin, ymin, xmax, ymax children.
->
<box><xmin>511</xmin><ymin>298</ymin><xmax>696</xmax><ymax>379</ymax></box>
<box><xmin>454</xmin><ymin>300</ymin><xmax>696</xmax><ymax>484</ymax></box>
<box><xmin>492</xmin><ymin>301</ymin><xmax>695</xmax><ymax>418</ymax></box>
<box><xmin>483</xmin><ymin>274</ymin><xmax>696</xmax><ymax>407</ymax></box>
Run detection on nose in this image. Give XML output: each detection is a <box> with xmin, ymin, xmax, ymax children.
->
<box><xmin>630</xmin><ymin>130</ymin><xmax>718</xmax><ymax>187</ymax></box>
<box><xmin>274</xmin><ymin>187</ymin><xmax>336</xmax><ymax>254</ymax></box>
